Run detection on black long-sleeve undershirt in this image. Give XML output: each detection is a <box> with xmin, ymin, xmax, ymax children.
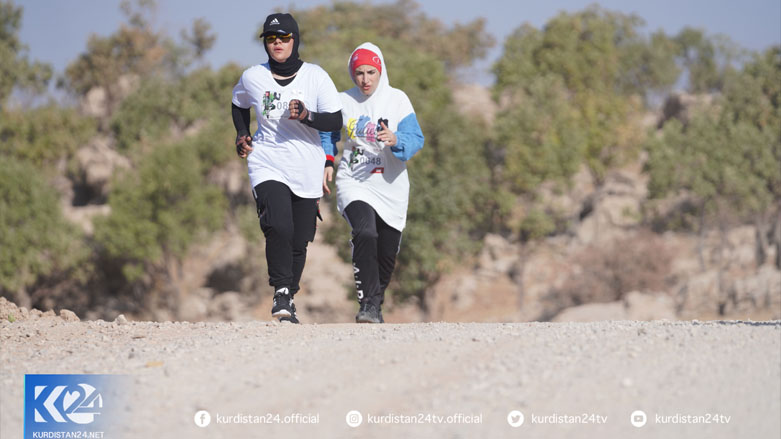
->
<box><xmin>232</xmin><ymin>103</ymin><xmax>251</xmax><ymax>138</ymax></box>
<box><xmin>303</xmin><ymin>110</ymin><xmax>342</xmax><ymax>132</ymax></box>
<box><xmin>232</xmin><ymin>103</ymin><xmax>342</xmax><ymax>136</ymax></box>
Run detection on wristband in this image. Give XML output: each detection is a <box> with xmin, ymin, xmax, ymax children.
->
<box><xmin>299</xmin><ymin>109</ymin><xmax>316</xmax><ymax>127</ymax></box>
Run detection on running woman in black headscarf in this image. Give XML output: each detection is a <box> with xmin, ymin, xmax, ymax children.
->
<box><xmin>231</xmin><ymin>13</ymin><xmax>342</xmax><ymax>323</ymax></box>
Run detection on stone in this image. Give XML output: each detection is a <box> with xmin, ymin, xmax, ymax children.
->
<box><xmin>59</xmin><ymin>309</ymin><xmax>80</xmax><ymax>322</ymax></box>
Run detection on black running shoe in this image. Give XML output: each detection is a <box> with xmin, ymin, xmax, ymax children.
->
<box><xmin>354</xmin><ymin>301</ymin><xmax>366</xmax><ymax>323</ymax></box>
<box><xmin>271</xmin><ymin>287</ymin><xmax>292</xmax><ymax>319</ymax></box>
<box><xmin>279</xmin><ymin>299</ymin><xmax>300</xmax><ymax>324</ymax></box>
<box><xmin>356</xmin><ymin>302</ymin><xmax>382</xmax><ymax>324</ymax></box>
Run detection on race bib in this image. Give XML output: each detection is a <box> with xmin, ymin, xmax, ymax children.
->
<box><xmin>349</xmin><ymin>147</ymin><xmax>384</xmax><ymax>174</ymax></box>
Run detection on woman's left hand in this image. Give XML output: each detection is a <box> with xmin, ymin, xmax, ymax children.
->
<box><xmin>377</xmin><ymin>121</ymin><xmax>396</xmax><ymax>147</ymax></box>
<box><xmin>289</xmin><ymin>99</ymin><xmax>308</xmax><ymax>121</ymax></box>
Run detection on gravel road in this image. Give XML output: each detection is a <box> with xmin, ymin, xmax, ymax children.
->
<box><xmin>1</xmin><ymin>318</ymin><xmax>779</xmax><ymax>439</ymax></box>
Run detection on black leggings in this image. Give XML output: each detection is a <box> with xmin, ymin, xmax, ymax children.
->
<box><xmin>343</xmin><ymin>201</ymin><xmax>402</xmax><ymax>306</ymax></box>
<box><xmin>254</xmin><ymin>180</ymin><xmax>318</xmax><ymax>294</ymax></box>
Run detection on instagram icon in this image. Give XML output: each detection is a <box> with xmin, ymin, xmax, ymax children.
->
<box><xmin>346</xmin><ymin>410</ymin><xmax>363</xmax><ymax>427</ymax></box>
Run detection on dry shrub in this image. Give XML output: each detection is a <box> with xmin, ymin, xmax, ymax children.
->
<box><xmin>550</xmin><ymin>230</ymin><xmax>673</xmax><ymax>309</ymax></box>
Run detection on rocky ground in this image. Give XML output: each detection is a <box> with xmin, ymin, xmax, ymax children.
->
<box><xmin>1</xmin><ymin>306</ymin><xmax>779</xmax><ymax>439</ymax></box>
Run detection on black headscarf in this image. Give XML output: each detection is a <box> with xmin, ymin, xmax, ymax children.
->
<box><xmin>261</xmin><ymin>13</ymin><xmax>303</xmax><ymax>77</ymax></box>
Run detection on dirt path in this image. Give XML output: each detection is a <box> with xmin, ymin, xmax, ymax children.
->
<box><xmin>2</xmin><ymin>318</ymin><xmax>779</xmax><ymax>438</ymax></box>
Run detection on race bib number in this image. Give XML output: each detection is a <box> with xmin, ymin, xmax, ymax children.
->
<box><xmin>349</xmin><ymin>147</ymin><xmax>384</xmax><ymax>173</ymax></box>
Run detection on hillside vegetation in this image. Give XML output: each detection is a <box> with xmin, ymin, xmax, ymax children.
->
<box><xmin>1</xmin><ymin>0</ymin><xmax>779</xmax><ymax>321</ymax></box>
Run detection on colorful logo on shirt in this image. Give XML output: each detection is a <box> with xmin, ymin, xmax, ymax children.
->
<box><xmin>346</xmin><ymin>116</ymin><xmax>387</xmax><ymax>142</ymax></box>
<box><xmin>262</xmin><ymin>91</ymin><xmax>282</xmax><ymax>117</ymax></box>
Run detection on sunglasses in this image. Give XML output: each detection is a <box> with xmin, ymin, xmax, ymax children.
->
<box><xmin>264</xmin><ymin>33</ymin><xmax>293</xmax><ymax>43</ymax></box>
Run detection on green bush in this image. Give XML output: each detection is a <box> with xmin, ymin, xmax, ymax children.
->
<box><xmin>395</xmin><ymin>109</ymin><xmax>498</xmax><ymax>304</ymax></box>
<box><xmin>646</xmin><ymin>47</ymin><xmax>780</xmax><ymax>224</ymax></box>
<box><xmin>111</xmin><ymin>64</ymin><xmax>242</xmax><ymax>152</ymax></box>
<box><xmin>518</xmin><ymin>208</ymin><xmax>557</xmax><ymax>242</ymax></box>
<box><xmin>93</xmin><ymin>141</ymin><xmax>227</xmax><ymax>282</ymax></box>
<box><xmin>493</xmin><ymin>75</ymin><xmax>585</xmax><ymax>193</ymax></box>
<box><xmin>0</xmin><ymin>105</ymin><xmax>96</xmax><ymax>167</ymax></box>
<box><xmin>493</xmin><ymin>6</ymin><xmax>679</xmax><ymax>194</ymax></box>
<box><xmin>0</xmin><ymin>159</ymin><xmax>87</xmax><ymax>294</ymax></box>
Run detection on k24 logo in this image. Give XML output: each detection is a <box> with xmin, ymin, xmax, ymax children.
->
<box><xmin>24</xmin><ymin>374</ymin><xmax>126</xmax><ymax>439</ymax></box>
<box><xmin>31</xmin><ymin>382</ymin><xmax>103</xmax><ymax>424</ymax></box>
<box><xmin>25</xmin><ymin>375</ymin><xmax>111</xmax><ymax>427</ymax></box>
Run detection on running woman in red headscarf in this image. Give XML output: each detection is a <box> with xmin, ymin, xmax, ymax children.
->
<box><xmin>321</xmin><ymin>42</ymin><xmax>425</xmax><ymax>323</ymax></box>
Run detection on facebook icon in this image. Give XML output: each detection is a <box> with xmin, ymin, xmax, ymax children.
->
<box><xmin>194</xmin><ymin>410</ymin><xmax>211</xmax><ymax>427</ymax></box>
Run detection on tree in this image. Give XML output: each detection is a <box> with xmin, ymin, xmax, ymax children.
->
<box><xmin>93</xmin><ymin>140</ymin><xmax>227</xmax><ymax>297</ymax></box>
<box><xmin>0</xmin><ymin>104</ymin><xmax>96</xmax><ymax>167</ymax></box>
<box><xmin>0</xmin><ymin>0</ymin><xmax>52</xmax><ymax>108</ymax></box>
<box><xmin>492</xmin><ymin>6</ymin><xmax>680</xmax><ymax>238</ymax></box>
<box><xmin>0</xmin><ymin>0</ymin><xmax>241</xmax><ymax>316</ymax></box>
<box><xmin>181</xmin><ymin>18</ymin><xmax>216</xmax><ymax>60</ymax></box>
<box><xmin>494</xmin><ymin>74</ymin><xmax>584</xmax><ymax>193</ymax></box>
<box><xmin>646</xmin><ymin>46</ymin><xmax>781</xmax><ymax>274</ymax></box>
<box><xmin>111</xmin><ymin>63</ymin><xmax>241</xmax><ymax>152</ymax></box>
<box><xmin>495</xmin><ymin>7</ymin><xmax>678</xmax><ymax>99</ymax></box>
<box><xmin>61</xmin><ymin>6</ymin><xmax>238</xmax><ymax>314</ymax></box>
<box><xmin>0</xmin><ymin>159</ymin><xmax>88</xmax><ymax>308</ymax></box>
<box><xmin>673</xmin><ymin>27</ymin><xmax>742</xmax><ymax>93</ymax></box>
<box><xmin>290</xmin><ymin>0</ymin><xmax>493</xmax><ymax>86</ymax></box>
<box><xmin>60</xmin><ymin>0</ymin><xmax>169</xmax><ymax>117</ymax></box>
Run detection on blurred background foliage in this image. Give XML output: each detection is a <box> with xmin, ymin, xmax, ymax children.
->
<box><xmin>1</xmin><ymin>0</ymin><xmax>778</xmax><ymax>315</ymax></box>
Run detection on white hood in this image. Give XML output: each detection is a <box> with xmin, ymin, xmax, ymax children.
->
<box><xmin>347</xmin><ymin>42</ymin><xmax>390</xmax><ymax>102</ymax></box>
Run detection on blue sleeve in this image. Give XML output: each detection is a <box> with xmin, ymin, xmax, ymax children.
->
<box><xmin>390</xmin><ymin>113</ymin><xmax>424</xmax><ymax>162</ymax></box>
<box><xmin>319</xmin><ymin>130</ymin><xmax>341</xmax><ymax>160</ymax></box>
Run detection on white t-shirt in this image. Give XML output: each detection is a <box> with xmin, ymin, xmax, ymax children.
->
<box><xmin>232</xmin><ymin>62</ymin><xmax>342</xmax><ymax>199</ymax></box>
<box><xmin>336</xmin><ymin>87</ymin><xmax>415</xmax><ymax>231</ymax></box>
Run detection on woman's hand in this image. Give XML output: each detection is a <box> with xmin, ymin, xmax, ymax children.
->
<box><xmin>377</xmin><ymin>121</ymin><xmax>396</xmax><ymax>147</ymax></box>
<box><xmin>236</xmin><ymin>135</ymin><xmax>253</xmax><ymax>158</ymax></box>
<box><xmin>322</xmin><ymin>166</ymin><xmax>334</xmax><ymax>195</ymax></box>
<box><xmin>288</xmin><ymin>99</ymin><xmax>309</xmax><ymax>121</ymax></box>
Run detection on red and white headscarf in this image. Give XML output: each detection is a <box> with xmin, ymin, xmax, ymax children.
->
<box><xmin>349</xmin><ymin>48</ymin><xmax>383</xmax><ymax>79</ymax></box>
<box><xmin>347</xmin><ymin>42</ymin><xmax>389</xmax><ymax>100</ymax></box>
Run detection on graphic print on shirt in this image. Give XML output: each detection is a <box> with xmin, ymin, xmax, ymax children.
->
<box><xmin>346</xmin><ymin>116</ymin><xmax>388</xmax><ymax>173</ymax></box>
<box><xmin>261</xmin><ymin>89</ymin><xmax>304</xmax><ymax>119</ymax></box>
<box><xmin>262</xmin><ymin>91</ymin><xmax>281</xmax><ymax>118</ymax></box>
<box><xmin>349</xmin><ymin>147</ymin><xmax>364</xmax><ymax>170</ymax></box>
<box><xmin>346</xmin><ymin>116</ymin><xmax>389</xmax><ymax>142</ymax></box>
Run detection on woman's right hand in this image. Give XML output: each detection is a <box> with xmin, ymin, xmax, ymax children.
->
<box><xmin>236</xmin><ymin>135</ymin><xmax>253</xmax><ymax>158</ymax></box>
<box><xmin>322</xmin><ymin>166</ymin><xmax>334</xmax><ymax>195</ymax></box>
